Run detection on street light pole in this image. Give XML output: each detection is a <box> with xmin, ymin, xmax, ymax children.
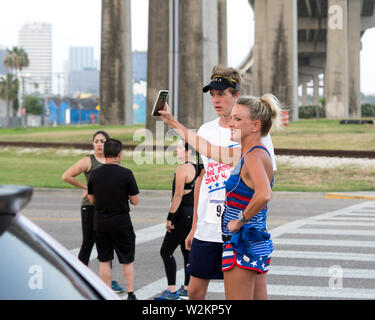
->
<box><xmin>169</xmin><ymin>0</ymin><xmax>179</xmax><ymax>120</ymax></box>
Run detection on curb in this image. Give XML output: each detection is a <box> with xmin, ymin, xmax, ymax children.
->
<box><xmin>325</xmin><ymin>192</ymin><xmax>375</xmax><ymax>200</ymax></box>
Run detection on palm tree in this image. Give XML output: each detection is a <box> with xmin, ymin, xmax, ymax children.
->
<box><xmin>3</xmin><ymin>47</ymin><xmax>29</xmax><ymax>76</ymax></box>
<box><xmin>0</xmin><ymin>74</ymin><xmax>19</xmax><ymax>126</ymax></box>
<box><xmin>3</xmin><ymin>47</ymin><xmax>29</xmax><ymax>116</ymax></box>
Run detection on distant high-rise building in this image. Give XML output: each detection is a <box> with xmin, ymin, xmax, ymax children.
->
<box><xmin>18</xmin><ymin>22</ymin><xmax>52</xmax><ymax>95</ymax></box>
<box><xmin>0</xmin><ymin>45</ymin><xmax>7</xmax><ymax>75</ymax></box>
<box><xmin>65</xmin><ymin>46</ymin><xmax>99</xmax><ymax>96</ymax></box>
<box><xmin>133</xmin><ymin>51</ymin><xmax>147</xmax><ymax>83</ymax></box>
<box><xmin>69</xmin><ymin>47</ymin><xmax>95</xmax><ymax>71</ymax></box>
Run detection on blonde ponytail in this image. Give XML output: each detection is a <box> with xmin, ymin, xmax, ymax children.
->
<box><xmin>260</xmin><ymin>94</ymin><xmax>283</xmax><ymax>133</ymax></box>
<box><xmin>236</xmin><ymin>94</ymin><xmax>283</xmax><ymax>136</ymax></box>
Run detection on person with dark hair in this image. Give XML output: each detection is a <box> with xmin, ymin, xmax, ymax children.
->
<box><xmin>87</xmin><ymin>138</ymin><xmax>139</xmax><ymax>300</ymax></box>
<box><xmin>61</xmin><ymin>131</ymin><xmax>124</xmax><ymax>293</ymax></box>
<box><xmin>154</xmin><ymin>139</ymin><xmax>199</xmax><ymax>300</ymax></box>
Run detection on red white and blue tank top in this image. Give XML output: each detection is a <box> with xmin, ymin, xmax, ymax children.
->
<box><xmin>222</xmin><ymin>146</ymin><xmax>274</xmax><ymax>256</ymax></box>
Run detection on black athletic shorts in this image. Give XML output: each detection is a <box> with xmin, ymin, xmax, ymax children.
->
<box><xmin>187</xmin><ymin>238</ymin><xmax>223</xmax><ymax>280</ymax></box>
<box><xmin>95</xmin><ymin>227</ymin><xmax>136</xmax><ymax>264</ymax></box>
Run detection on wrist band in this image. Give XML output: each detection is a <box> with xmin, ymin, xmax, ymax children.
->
<box><xmin>239</xmin><ymin>211</ymin><xmax>249</xmax><ymax>223</ymax></box>
<box><xmin>167</xmin><ymin>212</ymin><xmax>176</xmax><ymax>222</ymax></box>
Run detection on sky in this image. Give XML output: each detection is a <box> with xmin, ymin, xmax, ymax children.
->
<box><xmin>0</xmin><ymin>0</ymin><xmax>374</xmax><ymax>95</ymax></box>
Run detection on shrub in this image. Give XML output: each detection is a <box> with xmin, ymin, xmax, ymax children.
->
<box><xmin>361</xmin><ymin>103</ymin><xmax>375</xmax><ymax>117</ymax></box>
<box><xmin>299</xmin><ymin>105</ymin><xmax>326</xmax><ymax>119</ymax></box>
<box><xmin>22</xmin><ymin>95</ymin><xmax>44</xmax><ymax>115</ymax></box>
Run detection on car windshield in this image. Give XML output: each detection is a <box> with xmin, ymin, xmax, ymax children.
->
<box><xmin>0</xmin><ymin>216</ymin><xmax>98</xmax><ymax>300</ymax></box>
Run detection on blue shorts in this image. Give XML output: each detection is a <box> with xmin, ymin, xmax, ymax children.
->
<box><xmin>222</xmin><ymin>242</ymin><xmax>271</xmax><ymax>274</ymax></box>
<box><xmin>187</xmin><ymin>238</ymin><xmax>223</xmax><ymax>280</ymax></box>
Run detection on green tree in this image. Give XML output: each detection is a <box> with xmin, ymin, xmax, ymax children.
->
<box><xmin>0</xmin><ymin>74</ymin><xmax>19</xmax><ymax>126</ymax></box>
<box><xmin>22</xmin><ymin>95</ymin><xmax>44</xmax><ymax>115</ymax></box>
<box><xmin>3</xmin><ymin>47</ymin><xmax>30</xmax><ymax>116</ymax></box>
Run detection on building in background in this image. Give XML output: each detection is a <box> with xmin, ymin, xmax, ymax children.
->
<box><xmin>132</xmin><ymin>51</ymin><xmax>147</xmax><ymax>123</ymax></box>
<box><xmin>69</xmin><ymin>47</ymin><xmax>95</xmax><ymax>71</ymax></box>
<box><xmin>18</xmin><ymin>22</ymin><xmax>52</xmax><ymax>95</ymax></box>
<box><xmin>65</xmin><ymin>46</ymin><xmax>100</xmax><ymax>96</ymax></box>
<box><xmin>69</xmin><ymin>68</ymin><xmax>100</xmax><ymax>95</ymax></box>
<box><xmin>0</xmin><ymin>45</ymin><xmax>6</xmax><ymax>76</ymax></box>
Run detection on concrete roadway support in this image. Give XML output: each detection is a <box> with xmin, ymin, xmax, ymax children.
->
<box><xmin>325</xmin><ymin>0</ymin><xmax>349</xmax><ymax>119</ymax></box>
<box><xmin>218</xmin><ymin>0</ymin><xmax>228</xmax><ymax>66</ymax></box>
<box><xmin>100</xmin><ymin>0</ymin><xmax>133</xmax><ymax>125</ymax></box>
<box><xmin>178</xmin><ymin>0</ymin><xmax>205</xmax><ymax>129</ymax></box>
<box><xmin>326</xmin><ymin>0</ymin><xmax>361</xmax><ymax>119</ymax></box>
<box><xmin>146</xmin><ymin>0</ymin><xmax>170</xmax><ymax>134</ymax></box>
<box><xmin>253</xmin><ymin>0</ymin><xmax>299</xmax><ymax>121</ymax></box>
<box><xmin>146</xmin><ymin>0</ymin><xmax>220</xmax><ymax>132</ymax></box>
<box><xmin>179</xmin><ymin>0</ymin><xmax>220</xmax><ymax>128</ymax></box>
<box><xmin>347</xmin><ymin>0</ymin><xmax>361</xmax><ymax>118</ymax></box>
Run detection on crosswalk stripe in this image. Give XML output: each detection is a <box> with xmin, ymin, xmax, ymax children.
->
<box><xmin>273</xmin><ymin>250</ymin><xmax>375</xmax><ymax>261</ymax></box>
<box><xmin>303</xmin><ymin>220</ymin><xmax>375</xmax><ymax>227</ymax></box>
<box><xmin>206</xmin><ymin>282</ymin><xmax>375</xmax><ymax>299</ymax></box>
<box><xmin>275</xmin><ymin>238</ymin><xmax>375</xmax><ymax>248</ymax></box>
<box><xmin>338</xmin><ymin>213</ymin><xmax>375</xmax><ymax>217</ymax></box>
<box><xmin>283</xmin><ymin>228</ymin><xmax>375</xmax><ymax>236</ymax></box>
<box><xmin>318</xmin><ymin>217</ymin><xmax>375</xmax><ymax>221</ymax></box>
<box><xmin>269</xmin><ymin>266</ymin><xmax>375</xmax><ymax>279</ymax></box>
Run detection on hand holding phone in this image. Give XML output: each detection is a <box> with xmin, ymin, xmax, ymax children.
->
<box><xmin>151</xmin><ymin>90</ymin><xmax>169</xmax><ymax>117</ymax></box>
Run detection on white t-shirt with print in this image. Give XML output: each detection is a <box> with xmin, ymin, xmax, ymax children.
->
<box><xmin>194</xmin><ymin>118</ymin><xmax>276</xmax><ymax>243</ymax></box>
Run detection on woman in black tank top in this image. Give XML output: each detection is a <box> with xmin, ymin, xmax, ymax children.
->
<box><xmin>155</xmin><ymin>140</ymin><xmax>199</xmax><ymax>300</ymax></box>
<box><xmin>62</xmin><ymin>131</ymin><xmax>124</xmax><ymax>293</ymax></box>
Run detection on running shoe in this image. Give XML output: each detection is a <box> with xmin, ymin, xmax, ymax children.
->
<box><xmin>126</xmin><ymin>292</ymin><xmax>137</xmax><ymax>300</ymax></box>
<box><xmin>177</xmin><ymin>285</ymin><xmax>188</xmax><ymax>300</ymax></box>
<box><xmin>111</xmin><ymin>280</ymin><xmax>124</xmax><ymax>293</ymax></box>
<box><xmin>154</xmin><ymin>289</ymin><xmax>180</xmax><ymax>300</ymax></box>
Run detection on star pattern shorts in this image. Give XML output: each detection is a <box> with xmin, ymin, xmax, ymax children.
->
<box><xmin>222</xmin><ymin>242</ymin><xmax>271</xmax><ymax>274</ymax></box>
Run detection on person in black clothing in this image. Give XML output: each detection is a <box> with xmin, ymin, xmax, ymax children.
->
<box><xmin>155</xmin><ymin>139</ymin><xmax>199</xmax><ymax>300</ymax></box>
<box><xmin>87</xmin><ymin>138</ymin><xmax>139</xmax><ymax>300</ymax></box>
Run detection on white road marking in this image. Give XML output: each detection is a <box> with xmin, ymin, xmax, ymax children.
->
<box><xmin>275</xmin><ymin>238</ymin><xmax>375</xmax><ymax>248</ymax></box>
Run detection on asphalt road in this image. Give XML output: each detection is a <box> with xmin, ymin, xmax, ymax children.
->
<box><xmin>20</xmin><ymin>188</ymin><xmax>375</xmax><ymax>300</ymax></box>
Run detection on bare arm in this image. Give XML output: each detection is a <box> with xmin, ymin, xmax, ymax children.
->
<box><xmin>62</xmin><ymin>156</ymin><xmax>91</xmax><ymax>198</ymax></box>
<box><xmin>159</xmin><ymin>104</ymin><xmax>240</xmax><ymax>165</ymax></box>
<box><xmin>129</xmin><ymin>194</ymin><xmax>139</xmax><ymax>206</ymax></box>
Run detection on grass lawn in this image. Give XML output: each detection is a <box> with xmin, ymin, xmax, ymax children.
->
<box><xmin>0</xmin><ymin>119</ymin><xmax>374</xmax><ymax>150</ymax></box>
<box><xmin>0</xmin><ymin>147</ymin><xmax>373</xmax><ymax>192</ymax></box>
<box><xmin>0</xmin><ymin>148</ymin><xmax>178</xmax><ymax>190</ymax></box>
<box><xmin>271</xmin><ymin>119</ymin><xmax>375</xmax><ymax>151</ymax></box>
<box><xmin>0</xmin><ymin>120</ymin><xmax>374</xmax><ymax>191</ymax></box>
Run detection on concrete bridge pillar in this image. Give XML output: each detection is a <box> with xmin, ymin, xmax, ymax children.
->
<box><xmin>348</xmin><ymin>0</ymin><xmax>361</xmax><ymax>118</ymax></box>
<box><xmin>326</xmin><ymin>0</ymin><xmax>349</xmax><ymax>118</ymax></box>
<box><xmin>100</xmin><ymin>0</ymin><xmax>133</xmax><ymax>125</ymax></box>
<box><xmin>253</xmin><ymin>0</ymin><xmax>299</xmax><ymax>120</ymax></box>
<box><xmin>146</xmin><ymin>0</ymin><xmax>221</xmax><ymax>132</ymax></box>
<box><xmin>326</xmin><ymin>0</ymin><xmax>361</xmax><ymax>119</ymax></box>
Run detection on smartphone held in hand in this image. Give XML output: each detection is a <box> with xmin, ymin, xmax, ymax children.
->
<box><xmin>151</xmin><ymin>90</ymin><xmax>169</xmax><ymax>117</ymax></box>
